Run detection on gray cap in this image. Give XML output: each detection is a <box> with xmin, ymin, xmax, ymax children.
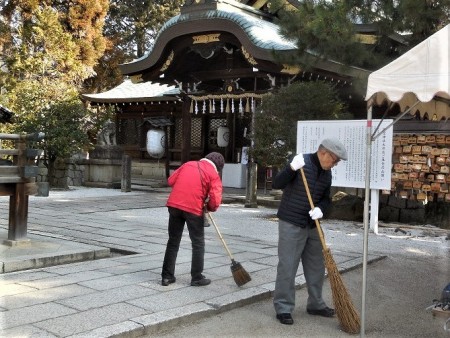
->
<box><xmin>321</xmin><ymin>138</ymin><xmax>348</xmax><ymax>160</ymax></box>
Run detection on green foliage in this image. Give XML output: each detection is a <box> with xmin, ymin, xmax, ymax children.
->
<box><xmin>252</xmin><ymin>81</ymin><xmax>350</xmax><ymax>167</ymax></box>
<box><xmin>0</xmin><ymin>0</ymin><xmax>109</xmax><ymax>69</ymax></box>
<box><xmin>270</xmin><ymin>0</ymin><xmax>450</xmax><ymax>70</ymax></box>
<box><xmin>345</xmin><ymin>0</ymin><xmax>450</xmax><ymax>46</ymax></box>
<box><xmin>106</xmin><ymin>0</ymin><xmax>183</xmax><ymax>58</ymax></box>
<box><xmin>7</xmin><ymin>80</ymin><xmax>90</xmax><ymax>164</ymax></box>
<box><xmin>85</xmin><ymin>0</ymin><xmax>183</xmax><ymax>93</ymax></box>
<box><xmin>0</xmin><ymin>1</ymin><xmax>108</xmax><ymax>186</ymax></box>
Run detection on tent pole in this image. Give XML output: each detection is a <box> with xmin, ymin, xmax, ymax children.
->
<box><xmin>372</xmin><ymin>100</ymin><xmax>420</xmax><ymax>141</ymax></box>
<box><xmin>361</xmin><ymin>106</ymin><xmax>373</xmax><ymax>337</ymax></box>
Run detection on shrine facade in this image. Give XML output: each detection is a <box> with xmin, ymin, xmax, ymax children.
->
<box><xmin>83</xmin><ymin>0</ymin><xmax>372</xmax><ymax>182</ymax></box>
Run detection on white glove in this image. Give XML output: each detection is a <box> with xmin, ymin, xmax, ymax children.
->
<box><xmin>309</xmin><ymin>207</ymin><xmax>323</xmax><ymax>220</ymax></box>
<box><xmin>290</xmin><ymin>154</ymin><xmax>305</xmax><ymax>171</ymax></box>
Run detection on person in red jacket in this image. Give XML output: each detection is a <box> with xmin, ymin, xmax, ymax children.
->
<box><xmin>161</xmin><ymin>152</ymin><xmax>224</xmax><ymax>287</ymax></box>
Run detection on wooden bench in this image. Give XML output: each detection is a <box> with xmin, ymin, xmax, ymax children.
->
<box><xmin>0</xmin><ymin>132</ymin><xmax>44</xmax><ymax>242</ymax></box>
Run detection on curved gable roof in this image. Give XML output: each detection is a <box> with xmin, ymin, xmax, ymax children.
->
<box><xmin>162</xmin><ymin>3</ymin><xmax>295</xmax><ymax>51</ymax></box>
<box><xmin>120</xmin><ymin>0</ymin><xmax>296</xmax><ymax>76</ymax></box>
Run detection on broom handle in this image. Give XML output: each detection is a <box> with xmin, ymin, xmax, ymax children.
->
<box><xmin>299</xmin><ymin>168</ymin><xmax>328</xmax><ymax>250</ymax></box>
<box><xmin>206</xmin><ymin>211</ymin><xmax>235</xmax><ymax>261</ymax></box>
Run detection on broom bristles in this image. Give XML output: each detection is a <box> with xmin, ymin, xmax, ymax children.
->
<box><xmin>323</xmin><ymin>248</ymin><xmax>361</xmax><ymax>334</ymax></box>
<box><xmin>231</xmin><ymin>260</ymin><xmax>251</xmax><ymax>286</ymax></box>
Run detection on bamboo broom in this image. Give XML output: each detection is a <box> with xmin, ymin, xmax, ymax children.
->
<box><xmin>206</xmin><ymin>211</ymin><xmax>251</xmax><ymax>287</ymax></box>
<box><xmin>300</xmin><ymin>168</ymin><xmax>361</xmax><ymax>334</ymax></box>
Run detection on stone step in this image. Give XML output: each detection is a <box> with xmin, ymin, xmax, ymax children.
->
<box><xmin>131</xmin><ymin>175</ymin><xmax>167</xmax><ymax>191</ymax></box>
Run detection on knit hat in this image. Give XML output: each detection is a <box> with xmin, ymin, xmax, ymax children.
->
<box><xmin>321</xmin><ymin>138</ymin><xmax>348</xmax><ymax>160</ymax></box>
<box><xmin>205</xmin><ymin>152</ymin><xmax>225</xmax><ymax>171</ymax></box>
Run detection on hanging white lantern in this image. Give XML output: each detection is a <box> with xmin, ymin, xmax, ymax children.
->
<box><xmin>217</xmin><ymin>126</ymin><xmax>229</xmax><ymax>147</ymax></box>
<box><xmin>146</xmin><ymin>129</ymin><xmax>165</xmax><ymax>158</ymax></box>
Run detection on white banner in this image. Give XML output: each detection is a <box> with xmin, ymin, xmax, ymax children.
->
<box><xmin>296</xmin><ymin>120</ymin><xmax>393</xmax><ymax>189</ymax></box>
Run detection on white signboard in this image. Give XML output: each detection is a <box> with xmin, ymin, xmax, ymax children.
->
<box><xmin>296</xmin><ymin>120</ymin><xmax>393</xmax><ymax>189</ymax></box>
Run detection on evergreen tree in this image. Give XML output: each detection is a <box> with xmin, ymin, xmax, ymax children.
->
<box><xmin>252</xmin><ymin>81</ymin><xmax>350</xmax><ymax>167</ymax></box>
<box><xmin>106</xmin><ymin>0</ymin><xmax>182</xmax><ymax>59</ymax></box>
<box><xmin>0</xmin><ymin>0</ymin><xmax>109</xmax><ymax>187</ymax></box>
<box><xmin>269</xmin><ymin>0</ymin><xmax>450</xmax><ymax>70</ymax></box>
<box><xmin>251</xmin><ymin>0</ymin><xmax>449</xmax><ymax>167</ymax></box>
<box><xmin>86</xmin><ymin>0</ymin><xmax>184</xmax><ymax>93</ymax></box>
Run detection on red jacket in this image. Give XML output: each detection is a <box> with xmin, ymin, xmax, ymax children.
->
<box><xmin>166</xmin><ymin>159</ymin><xmax>223</xmax><ymax>216</ymax></box>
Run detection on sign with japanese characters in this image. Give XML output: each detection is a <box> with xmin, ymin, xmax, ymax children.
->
<box><xmin>297</xmin><ymin>120</ymin><xmax>393</xmax><ymax>189</ymax></box>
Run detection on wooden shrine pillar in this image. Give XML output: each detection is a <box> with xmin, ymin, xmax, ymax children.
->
<box><xmin>181</xmin><ymin>96</ymin><xmax>191</xmax><ymax>164</ymax></box>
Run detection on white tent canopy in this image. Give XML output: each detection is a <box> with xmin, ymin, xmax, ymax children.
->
<box><xmin>366</xmin><ymin>24</ymin><xmax>450</xmax><ymax>121</ymax></box>
<box><xmin>360</xmin><ymin>24</ymin><xmax>450</xmax><ymax>337</ymax></box>
<box><xmin>366</xmin><ymin>24</ymin><xmax>450</xmax><ymax>103</ymax></box>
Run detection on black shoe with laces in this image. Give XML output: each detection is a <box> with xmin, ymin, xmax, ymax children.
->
<box><xmin>306</xmin><ymin>306</ymin><xmax>335</xmax><ymax>317</ymax></box>
<box><xmin>276</xmin><ymin>313</ymin><xmax>294</xmax><ymax>325</ymax></box>
<box><xmin>161</xmin><ymin>277</ymin><xmax>176</xmax><ymax>286</ymax></box>
<box><xmin>190</xmin><ymin>276</ymin><xmax>211</xmax><ymax>286</ymax></box>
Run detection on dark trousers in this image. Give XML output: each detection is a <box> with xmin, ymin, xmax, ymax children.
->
<box><xmin>162</xmin><ymin>207</ymin><xmax>205</xmax><ymax>281</ymax></box>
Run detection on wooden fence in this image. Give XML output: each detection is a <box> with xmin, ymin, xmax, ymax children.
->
<box><xmin>0</xmin><ymin>132</ymin><xmax>44</xmax><ymax>242</ymax></box>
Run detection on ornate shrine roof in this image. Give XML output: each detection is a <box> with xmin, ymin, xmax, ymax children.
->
<box><xmin>86</xmin><ymin>0</ymin><xmax>373</xmax><ymax>104</ymax></box>
<box><xmin>119</xmin><ymin>0</ymin><xmax>368</xmax><ymax>91</ymax></box>
<box><xmin>122</xmin><ymin>0</ymin><xmax>296</xmax><ymax>75</ymax></box>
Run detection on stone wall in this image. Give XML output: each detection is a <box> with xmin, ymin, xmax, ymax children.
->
<box><xmin>379</xmin><ymin>194</ymin><xmax>425</xmax><ymax>224</ymax></box>
<box><xmin>37</xmin><ymin>156</ymin><xmax>87</xmax><ymax>188</ymax></box>
<box><xmin>37</xmin><ymin>157</ymin><xmax>165</xmax><ymax>189</ymax></box>
<box><xmin>327</xmin><ymin>191</ymin><xmax>448</xmax><ymax>229</ymax></box>
<box><xmin>131</xmin><ymin>160</ymin><xmax>165</xmax><ymax>178</ymax></box>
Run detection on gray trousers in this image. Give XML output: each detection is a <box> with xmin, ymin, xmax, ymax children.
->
<box><xmin>273</xmin><ymin>219</ymin><xmax>327</xmax><ymax>314</ymax></box>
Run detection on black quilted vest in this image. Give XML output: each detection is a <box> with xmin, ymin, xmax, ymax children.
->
<box><xmin>273</xmin><ymin>153</ymin><xmax>332</xmax><ymax>228</ymax></box>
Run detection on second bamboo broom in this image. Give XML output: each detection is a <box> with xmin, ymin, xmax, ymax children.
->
<box><xmin>300</xmin><ymin>168</ymin><xmax>360</xmax><ymax>334</ymax></box>
<box><xmin>206</xmin><ymin>211</ymin><xmax>251</xmax><ymax>287</ymax></box>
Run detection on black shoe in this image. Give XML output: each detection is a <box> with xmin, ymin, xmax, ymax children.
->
<box><xmin>306</xmin><ymin>306</ymin><xmax>335</xmax><ymax>317</ymax></box>
<box><xmin>276</xmin><ymin>313</ymin><xmax>294</xmax><ymax>325</ymax></box>
<box><xmin>161</xmin><ymin>277</ymin><xmax>176</xmax><ymax>286</ymax></box>
<box><xmin>190</xmin><ymin>276</ymin><xmax>211</xmax><ymax>286</ymax></box>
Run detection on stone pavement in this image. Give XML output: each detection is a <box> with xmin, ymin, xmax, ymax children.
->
<box><xmin>0</xmin><ymin>187</ymin><xmax>382</xmax><ymax>337</ymax></box>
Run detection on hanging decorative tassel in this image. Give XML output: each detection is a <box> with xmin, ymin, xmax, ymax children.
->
<box><xmin>220</xmin><ymin>98</ymin><xmax>224</xmax><ymax>113</ymax></box>
<box><xmin>190</xmin><ymin>100</ymin><xmax>194</xmax><ymax>113</ymax></box>
<box><xmin>245</xmin><ymin>98</ymin><xmax>250</xmax><ymax>113</ymax></box>
<box><xmin>209</xmin><ymin>99</ymin><xmax>213</xmax><ymax>114</ymax></box>
<box><xmin>231</xmin><ymin>99</ymin><xmax>235</xmax><ymax>113</ymax></box>
<box><xmin>251</xmin><ymin>97</ymin><xmax>255</xmax><ymax>112</ymax></box>
<box><xmin>225</xmin><ymin>99</ymin><xmax>230</xmax><ymax>113</ymax></box>
<box><xmin>195</xmin><ymin>100</ymin><xmax>199</xmax><ymax>114</ymax></box>
<box><xmin>212</xmin><ymin>99</ymin><xmax>216</xmax><ymax>114</ymax></box>
<box><xmin>239</xmin><ymin>98</ymin><xmax>243</xmax><ymax>114</ymax></box>
<box><xmin>202</xmin><ymin>100</ymin><xmax>206</xmax><ymax>114</ymax></box>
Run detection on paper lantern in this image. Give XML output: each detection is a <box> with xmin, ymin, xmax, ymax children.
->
<box><xmin>146</xmin><ymin>129</ymin><xmax>165</xmax><ymax>158</ymax></box>
<box><xmin>217</xmin><ymin>126</ymin><xmax>229</xmax><ymax>147</ymax></box>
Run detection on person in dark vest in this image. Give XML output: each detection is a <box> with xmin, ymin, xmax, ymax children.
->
<box><xmin>273</xmin><ymin>138</ymin><xmax>348</xmax><ymax>325</ymax></box>
<box><xmin>161</xmin><ymin>152</ymin><xmax>224</xmax><ymax>287</ymax></box>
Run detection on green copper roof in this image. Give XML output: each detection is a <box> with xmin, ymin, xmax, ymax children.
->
<box><xmin>162</xmin><ymin>5</ymin><xmax>296</xmax><ymax>50</ymax></box>
<box><xmin>125</xmin><ymin>0</ymin><xmax>296</xmax><ymax>68</ymax></box>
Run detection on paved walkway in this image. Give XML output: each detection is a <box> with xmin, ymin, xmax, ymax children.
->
<box><xmin>0</xmin><ymin>187</ymin><xmax>382</xmax><ymax>337</ymax></box>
